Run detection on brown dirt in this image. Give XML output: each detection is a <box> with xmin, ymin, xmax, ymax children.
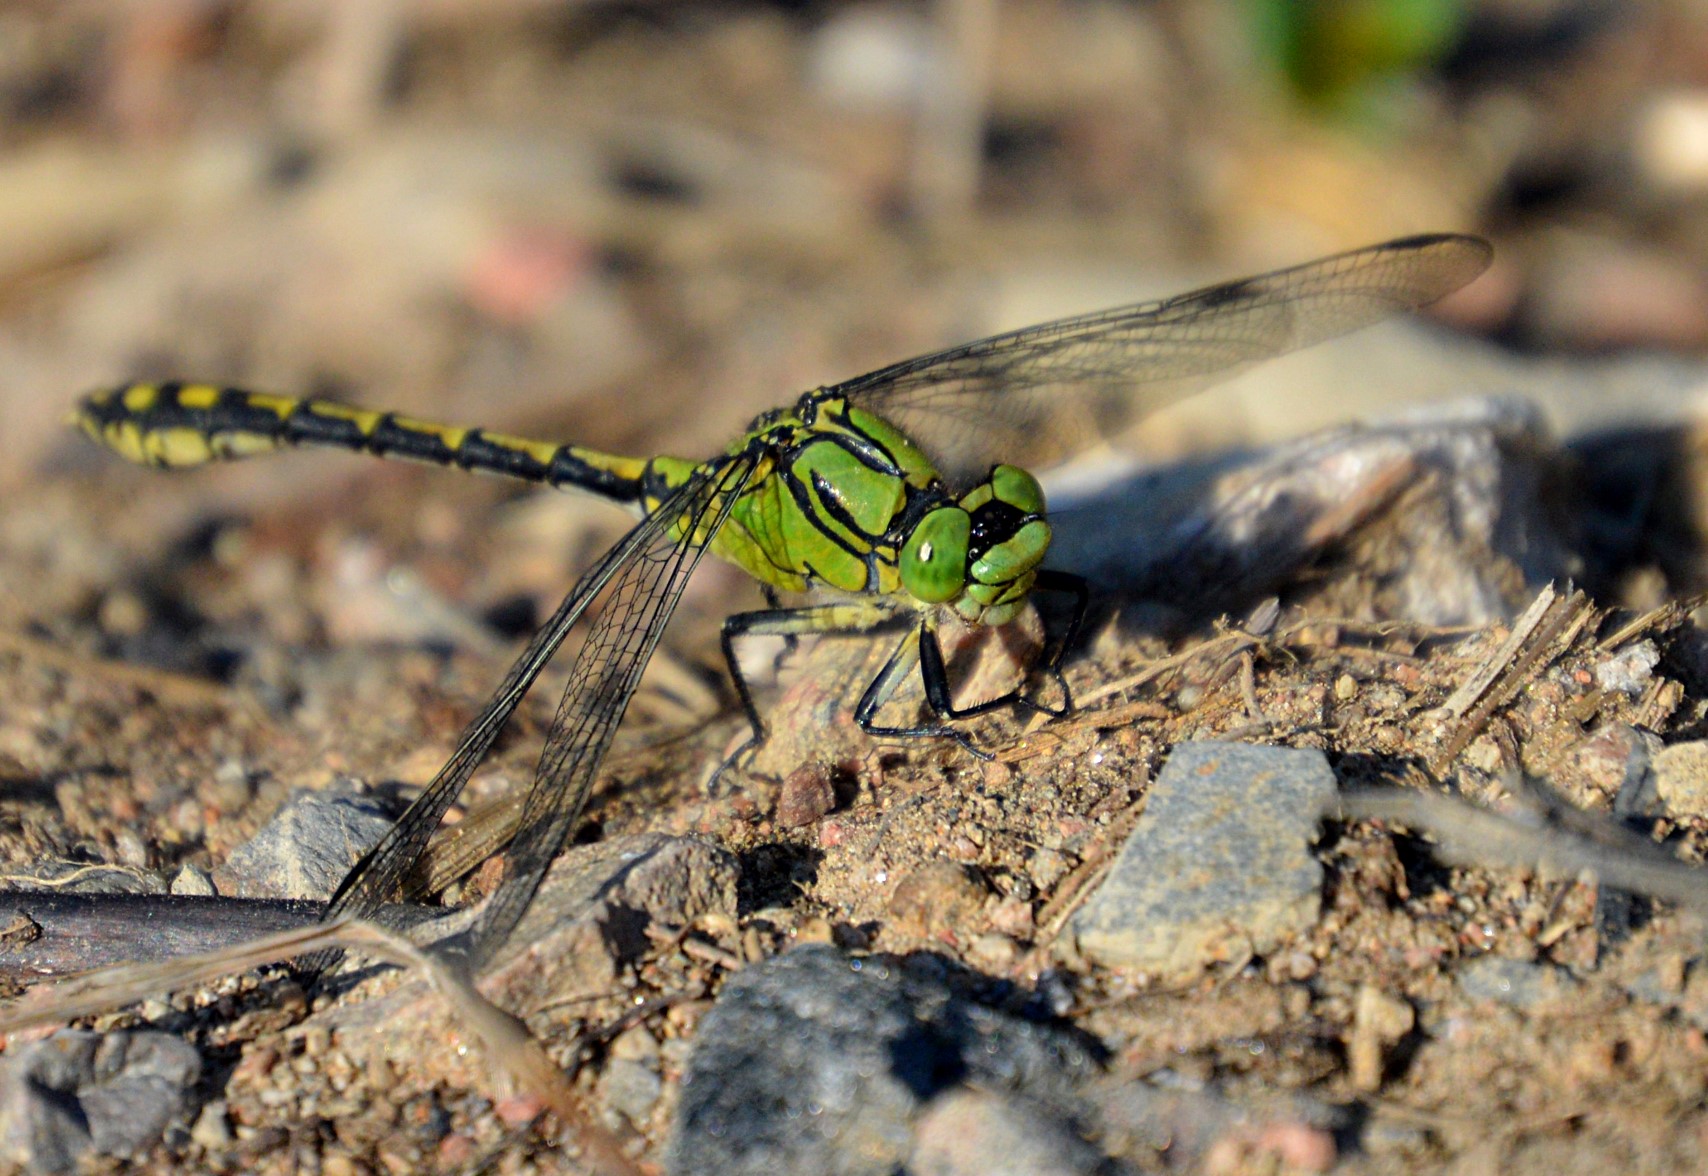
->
<box><xmin>5</xmin><ymin>5</ymin><xmax>1708</xmax><ymax>1173</ymax></box>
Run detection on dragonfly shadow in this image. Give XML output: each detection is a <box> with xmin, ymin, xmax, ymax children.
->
<box><xmin>1046</xmin><ymin>442</ymin><xmax>1333</xmax><ymax>624</ymax></box>
<box><xmin>736</xmin><ymin>841</ymin><xmax>824</xmax><ymax>916</ymax></box>
<box><xmin>1047</xmin><ymin>395</ymin><xmax>1582</xmax><ymax>630</ymax></box>
<box><xmin>1570</xmin><ymin>420</ymin><xmax>1708</xmax><ymax>600</ymax></box>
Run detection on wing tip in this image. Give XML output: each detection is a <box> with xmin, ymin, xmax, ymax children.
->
<box><xmin>1381</xmin><ymin>231</ymin><xmax>1496</xmax><ymax>298</ymax></box>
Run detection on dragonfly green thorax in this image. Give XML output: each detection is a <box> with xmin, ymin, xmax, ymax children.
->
<box><xmin>645</xmin><ymin>390</ymin><xmax>1051</xmax><ymax>628</ymax></box>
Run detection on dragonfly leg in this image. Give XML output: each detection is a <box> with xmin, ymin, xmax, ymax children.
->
<box><xmin>760</xmin><ymin>584</ymin><xmax>798</xmax><ymax>675</ymax></box>
<box><xmin>716</xmin><ymin>577</ymin><xmax>1086</xmax><ymax>778</ymax></box>
<box><xmin>712</xmin><ymin>598</ymin><xmax>914</xmax><ymax>788</ymax></box>
<box><xmin>857</xmin><ymin>574</ymin><xmax>1087</xmax><ymax>754</ymax></box>
<box><xmin>854</xmin><ymin>622</ymin><xmax>990</xmax><ymax>759</ymax></box>
<box><xmin>1022</xmin><ymin>569</ymin><xmax>1089</xmax><ymax>719</ymax></box>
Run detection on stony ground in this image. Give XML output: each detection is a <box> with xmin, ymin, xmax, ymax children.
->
<box><xmin>5</xmin><ymin>4</ymin><xmax>1708</xmax><ymax>1174</ymax></box>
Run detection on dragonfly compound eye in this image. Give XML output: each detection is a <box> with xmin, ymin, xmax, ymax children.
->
<box><xmin>989</xmin><ymin>464</ymin><xmax>1045</xmax><ymax>515</ymax></box>
<box><xmin>900</xmin><ymin>506</ymin><xmax>971</xmax><ymax>604</ymax></box>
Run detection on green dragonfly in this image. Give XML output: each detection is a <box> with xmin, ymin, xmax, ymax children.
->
<box><xmin>73</xmin><ymin>232</ymin><xmax>1491</xmax><ymax>969</ymax></box>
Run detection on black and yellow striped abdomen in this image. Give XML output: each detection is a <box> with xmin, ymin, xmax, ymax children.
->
<box><xmin>72</xmin><ymin>382</ymin><xmax>1020</xmax><ymax>610</ymax></box>
<box><xmin>74</xmin><ymin>382</ymin><xmax>650</xmax><ymax>505</ymax></box>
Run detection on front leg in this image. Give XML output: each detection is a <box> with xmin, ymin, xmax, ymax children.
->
<box><xmin>713</xmin><ymin>598</ymin><xmax>914</xmax><ymax>787</ymax></box>
<box><xmin>1027</xmin><ymin>568</ymin><xmax>1089</xmax><ymax>719</ymax></box>
<box><xmin>856</xmin><ymin>575</ymin><xmax>1088</xmax><ymax>755</ymax></box>
<box><xmin>852</xmin><ymin>620</ymin><xmax>1012</xmax><ymax>761</ymax></box>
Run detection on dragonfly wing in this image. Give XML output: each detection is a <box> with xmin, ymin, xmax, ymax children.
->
<box><xmin>464</xmin><ymin>454</ymin><xmax>757</xmax><ymax>966</ymax></box>
<box><xmin>832</xmin><ymin>234</ymin><xmax>1491</xmax><ymax>480</ymax></box>
<box><xmin>322</xmin><ymin>455</ymin><xmax>757</xmax><ymax>965</ymax></box>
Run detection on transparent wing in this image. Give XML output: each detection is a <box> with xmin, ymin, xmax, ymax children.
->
<box><xmin>832</xmin><ymin>233</ymin><xmax>1491</xmax><ymax>480</ymax></box>
<box><xmin>323</xmin><ymin>454</ymin><xmax>757</xmax><ymax>969</ymax></box>
<box><xmin>464</xmin><ymin>456</ymin><xmax>755</xmax><ymax>965</ymax></box>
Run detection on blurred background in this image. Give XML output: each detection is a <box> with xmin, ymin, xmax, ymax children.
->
<box><xmin>5</xmin><ymin>0</ymin><xmax>1708</xmax><ymax>673</ymax></box>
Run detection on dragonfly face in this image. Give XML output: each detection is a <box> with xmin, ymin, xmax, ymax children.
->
<box><xmin>899</xmin><ymin>463</ymin><xmax>1050</xmax><ymax>625</ymax></box>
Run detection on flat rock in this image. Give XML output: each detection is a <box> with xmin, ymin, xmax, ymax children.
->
<box><xmin>1048</xmin><ymin>396</ymin><xmax>1569</xmax><ymax>625</ymax></box>
<box><xmin>216</xmin><ymin>784</ymin><xmax>396</xmax><ymax>899</ymax></box>
<box><xmin>314</xmin><ymin>833</ymin><xmax>738</xmax><ymax>1087</ymax></box>
<box><xmin>1062</xmin><ymin>741</ymin><xmax>1337</xmax><ymax>976</ymax></box>
<box><xmin>475</xmin><ymin>832</ymin><xmax>739</xmax><ymax>1003</ymax></box>
<box><xmin>668</xmin><ymin>944</ymin><xmax>1099</xmax><ymax>1176</ymax></box>
<box><xmin>0</xmin><ymin>1029</ymin><xmax>201</xmax><ymax>1172</ymax></box>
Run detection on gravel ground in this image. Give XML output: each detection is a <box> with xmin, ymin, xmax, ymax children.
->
<box><xmin>6</xmin><ymin>4</ymin><xmax>1708</xmax><ymax>1173</ymax></box>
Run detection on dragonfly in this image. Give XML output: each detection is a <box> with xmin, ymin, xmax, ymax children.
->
<box><xmin>73</xmin><ymin>232</ymin><xmax>1491</xmax><ymax>970</ymax></box>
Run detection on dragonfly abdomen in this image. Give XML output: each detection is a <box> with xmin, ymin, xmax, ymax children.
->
<box><xmin>73</xmin><ymin>382</ymin><xmax>649</xmax><ymax>504</ymax></box>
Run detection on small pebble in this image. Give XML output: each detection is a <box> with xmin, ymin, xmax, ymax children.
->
<box><xmin>776</xmin><ymin>765</ymin><xmax>837</xmax><ymax>827</ymax></box>
<box><xmin>610</xmin><ymin>1024</ymin><xmax>660</xmax><ymax>1063</ymax></box>
<box><xmin>1594</xmin><ymin>640</ymin><xmax>1659</xmax><ymax>696</ymax></box>
<box><xmin>604</xmin><ymin>1059</ymin><xmax>663</xmax><ymax>1125</ymax></box>
<box><xmin>1064</xmin><ymin>742</ymin><xmax>1336</xmax><ymax>975</ymax></box>
<box><xmin>189</xmin><ymin>1102</ymin><xmax>233</xmax><ymax>1150</ymax></box>
<box><xmin>1028</xmin><ymin>848</ymin><xmax>1070</xmax><ymax>893</ymax></box>
<box><xmin>967</xmin><ymin>932</ymin><xmax>1020</xmax><ymax>970</ymax></box>
<box><xmin>493</xmin><ymin>1094</ymin><xmax>545</xmax><ymax>1129</ymax></box>
<box><xmin>910</xmin><ymin>1088</ymin><xmax>1101</xmax><ymax>1176</ymax></box>
<box><xmin>97</xmin><ymin>589</ymin><xmax>149</xmax><ymax>637</ymax></box>
<box><xmin>888</xmin><ymin>861</ymin><xmax>988</xmax><ymax>940</ymax></box>
<box><xmin>324</xmin><ymin>1152</ymin><xmax>361</xmax><ymax>1176</ymax></box>
<box><xmin>1652</xmin><ymin>741</ymin><xmax>1708</xmax><ymax>818</ymax></box>
<box><xmin>796</xmin><ymin>916</ymin><xmax>835</xmax><ymax>944</ymax></box>
<box><xmin>169</xmin><ymin>864</ymin><xmax>218</xmax><ymax>897</ymax></box>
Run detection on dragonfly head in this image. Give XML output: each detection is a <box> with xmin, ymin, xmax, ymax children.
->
<box><xmin>899</xmin><ymin>464</ymin><xmax>1051</xmax><ymax>624</ymax></box>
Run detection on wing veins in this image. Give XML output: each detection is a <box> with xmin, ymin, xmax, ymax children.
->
<box><xmin>828</xmin><ymin>234</ymin><xmax>1491</xmax><ymax>477</ymax></box>
<box><xmin>323</xmin><ymin>456</ymin><xmax>755</xmax><ymax>949</ymax></box>
<box><xmin>464</xmin><ymin>455</ymin><xmax>756</xmax><ymax>965</ymax></box>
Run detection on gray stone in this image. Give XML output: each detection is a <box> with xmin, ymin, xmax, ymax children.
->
<box><xmin>604</xmin><ymin>1058</ymin><xmax>663</xmax><ymax>1126</ymax></box>
<box><xmin>217</xmin><ymin>784</ymin><xmax>396</xmax><ymax>899</ymax></box>
<box><xmin>1063</xmin><ymin>741</ymin><xmax>1337</xmax><ymax>976</ymax></box>
<box><xmin>1458</xmin><ymin>957</ymin><xmax>1579</xmax><ymax>1011</ymax></box>
<box><xmin>1048</xmin><ymin>396</ymin><xmax>1571</xmax><ymax>625</ymax></box>
<box><xmin>668</xmin><ymin>945</ymin><xmax>1099</xmax><ymax>1176</ymax></box>
<box><xmin>0</xmin><ymin>1029</ymin><xmax>201</xmax><ymax>1172</ymax></box>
